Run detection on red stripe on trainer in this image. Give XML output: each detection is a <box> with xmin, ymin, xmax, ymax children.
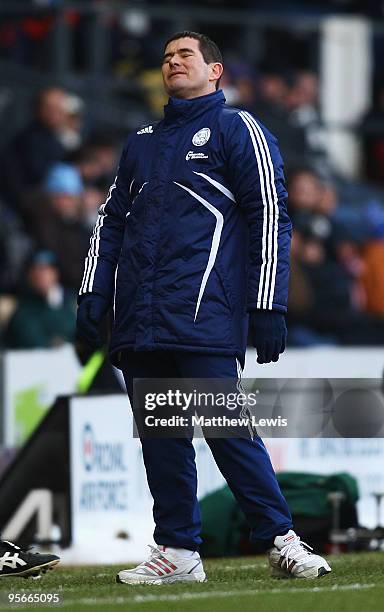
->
<box><xmin>153</xmin><ymin>559</ymin><xmax>171</xmax><ymax>574</ymax></box>
<box><xmin>145</xmin><ymin>562</ymin><xmax>163</xmax><ymax>576</ymax></box>
<box><xmin>159</xmin><ymin>556</ymin><xmax>177</xmax><ymax>571</ymax></box>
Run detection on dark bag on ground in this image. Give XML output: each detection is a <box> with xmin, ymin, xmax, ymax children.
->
<box><xmin>200</xmin><ymin>471</ymin><xmax>359</xmax><ymax>556</ymax></box>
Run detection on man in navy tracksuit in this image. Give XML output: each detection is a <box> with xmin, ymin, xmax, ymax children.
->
<box><xmin>77</xmin><ymin>31</ymin><xmax>331</xmax><ymax>582</ymax></box>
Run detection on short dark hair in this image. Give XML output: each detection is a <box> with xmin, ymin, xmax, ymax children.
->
<box><xmin>163</xmin><ymin>31</ymin><xmax>223</xmax><ymax>89</ymax></box>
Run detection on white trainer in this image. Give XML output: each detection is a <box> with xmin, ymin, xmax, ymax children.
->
<box><xmin>116</xmin><ymin>545</ymin><xmax>206</xmax><ymax>585</ymax></box>
<box><xmin>269</xmin><ymin>530</ymin><xmax>332</xmax><ymax>579</ymax></box>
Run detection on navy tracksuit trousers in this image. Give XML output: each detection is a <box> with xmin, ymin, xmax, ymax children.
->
<box><xmin>121</xmin><ymin>350</ymin><xmax>292</xmax><ymax>551</ymax></box>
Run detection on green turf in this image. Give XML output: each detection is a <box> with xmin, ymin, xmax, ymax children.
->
<box><xmin>0</xmin><ymin>553</ymin><xmax>383</xmax><ymax>611</ymax></box>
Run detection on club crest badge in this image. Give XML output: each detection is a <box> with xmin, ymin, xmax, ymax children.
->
<box><xmin>192</xmin><ymin>128</ymin><xmax>211</xmax><ymax>147</ymax></box>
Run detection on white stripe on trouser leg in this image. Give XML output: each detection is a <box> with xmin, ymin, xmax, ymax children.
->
<box><xmin>173</xmin><ymin>182</ymin><xmax>224</xmax><ymax>323</ymax></box>
<box><xmin>236</xmin><ymin>358</ymin><xmax>246</xmax><ymax>413</ymax></box>
<box><xmin>235</xmin><ymin>358</ymin><xmax>254</xmax><ymax>438</ymax></box>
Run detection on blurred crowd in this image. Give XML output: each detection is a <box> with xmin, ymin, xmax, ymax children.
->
<box><xmin>0</xmin><ymin>85</ymin><xmax>119</xmax><ymax>349</ymax></box>
<box><xmin>0</xmin><ymin>4</ymin><xmax>384</xmax><ymax>350</ymax></box>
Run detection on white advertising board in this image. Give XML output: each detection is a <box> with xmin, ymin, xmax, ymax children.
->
<box><xmin>2</xmin><ymin>345</ymin><xmax>81</xmax><ymax>446</ymax></box>
<box><xmin>66</xmin><ymin>391</ymin><xmax>384</xmax><ymax>564</ymax></box>
<box><xmin>69</xmin><ymin>394</ymin><xmax>153</xmax><ymax>564</ymax></box>
<box><xmin>243</xmin><ymin>347</ymin><xmax>384</xmax><ymax>378</ymax></box>
<box><xmin>2</xmin><ymin>346</ymin><xmax>382</xmax><ymax>447</ymax></box>
<box><xmin>67</xmin><ymin>394</ymin><xmax>225</xmax><ymax>564</ymax></box>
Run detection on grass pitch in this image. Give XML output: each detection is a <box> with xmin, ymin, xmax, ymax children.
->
<box><xmin>0</xmin><ymin>552</ymin><xmax>383</xmax><ymax>611</ymax></box>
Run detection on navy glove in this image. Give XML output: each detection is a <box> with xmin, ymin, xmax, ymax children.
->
<box><xmin>76</xmin><ymin>294</ymin><xmax>110</xmax><ymax>349</ymax></box>
<box><xmin>249</xmin><ymin>310</ymin><xmax>287</xmax><ymax>364</ymax></box>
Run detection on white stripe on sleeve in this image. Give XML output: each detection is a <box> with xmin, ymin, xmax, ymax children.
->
<box><xmin>79</xmin><ymin>175</ymin><xmax>117</xmax><ymax>295</ymax></box>
<box><xmin>243</xmin><ymin>112</ymin><xmax>279</xmax><ymax>309</ymax></box>
<box><xmin>238</xmin><ymin>111</ymin><xmax>278</xmax><ymax>309</ymax></box>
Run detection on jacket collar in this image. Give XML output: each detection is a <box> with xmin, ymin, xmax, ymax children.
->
<box><xmin>164</xmin><ymin>89</ymin><xmax>226</xmax><ymax>123</ymax></box>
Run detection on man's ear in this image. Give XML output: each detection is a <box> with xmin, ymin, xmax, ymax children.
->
<box><xmin>209</xmin><ymin>62</ymin><xmax>224</xmax><ymax>84</ymax></box>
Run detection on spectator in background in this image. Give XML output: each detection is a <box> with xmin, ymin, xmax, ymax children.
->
<box><xmin>1</xmin><ymin>87</ymin><xmax>83</xmax><ymax>212</ymax></box>
<box><xmin>288</xmin><ymin>216</ymin><xmax>384</xmax><ymax>346</ymax></box>
<box><xmin>2</xmin><ymin>250</ymin><xmax>76</xmax><ymax>349</ymax></box>
<box><xmin>82</xmin><ymin>182</ymin><xmax>108</xmax><ymax>231</ymax></box>
<box><xmin>252</xmin><ymin>69</ymin><xmax>308</xmax><ymax>169</ymax></box>
<box><xmin>360</xmin><ymin>83</ymin><xmax>384</xmax><ymax>186</ymax></box>
<box><xmin>59</xmin><ymin>92</ymin><xmax>85</xmax><ymax>151</ymax></box>
<box><xmin>288</xmin><ymin>167</ymin><xmax>364</xmax><ymax>245</ymax></box>
<box><xmin>220</xmin><ymin>58</ymin><xmax>257</xmax><ymax>110</ymax></box>
<box><xmin>288</xmin><ymin>218</ymin><xmax>361</xmax><ymax>346</ymax></box>
<box><xmin>87</xmin><ymin>134</ymin><xmax>119</xmax><ymax>183</ymax></box>
<box><xmin>64</xmin><ymin>137</ymin><xmax>118</xmax><ymax>230</ymax></box>
<box><xmin>360</xmin><ymin>201</ymin><xmax>384</xmax><ymax>317</ymax></box>
<box><xmin>287</xmin><ymin>167</ymin><xmax>336</xmax><ymax>256</ymax></box>
<box><xmin>28</xmin><ymin>163</ymin><xmax>89</xmax><ymax>290</ymax></box>
<box><xmin>285</xmin><ymin>71</ymin><xmax>331</xmax><ymax>178</ymax></box>
<box><xmin>287</xmin><ymin>167</ymin><xmax>384</xmax><ymax>345</ymax></box>
<box><xmin>66</xmin><ymin>135</ymin><xmax>119</xmax><ymax>187</ymax></box>
<box><xmin>0</xmin><ymin>199</ymin><xmax>32</xmax><ymax>294</ymax></box>
<box><xmin>288</xmin><ymin>167</ymin><xmax>324</xmax><ymax>216</ymax></box>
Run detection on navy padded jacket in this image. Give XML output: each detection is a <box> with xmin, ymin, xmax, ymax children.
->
<box><xmin>79</xmin><ymin>90</ymin><xmax>292</xmax><ymax>366</ymax></box>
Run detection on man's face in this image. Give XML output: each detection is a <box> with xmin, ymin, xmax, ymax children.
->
<box><xmin>50</xmin><ymin>193</ymin><xmax>81</xmax><ymax>220</ymax></box>
<box><xmin>162</xmin><ymin>37</ymin><xmax>222</xmax><ymax>99</ymax></box>
<box><xmin>38</xmin><ymin>89</ymin><xmax>68</xmax><ymax>131</ymax></box>
<box><xmin>28</xmin><ymin>264</ymin><xmax>58</xmax><ymax>296</ymax></box>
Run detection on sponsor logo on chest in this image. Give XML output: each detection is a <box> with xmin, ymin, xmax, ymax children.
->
<box><xmin>186</xmin><ymin>151</ymin><xmax>209</xmax><ymax>161</ymax></box>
